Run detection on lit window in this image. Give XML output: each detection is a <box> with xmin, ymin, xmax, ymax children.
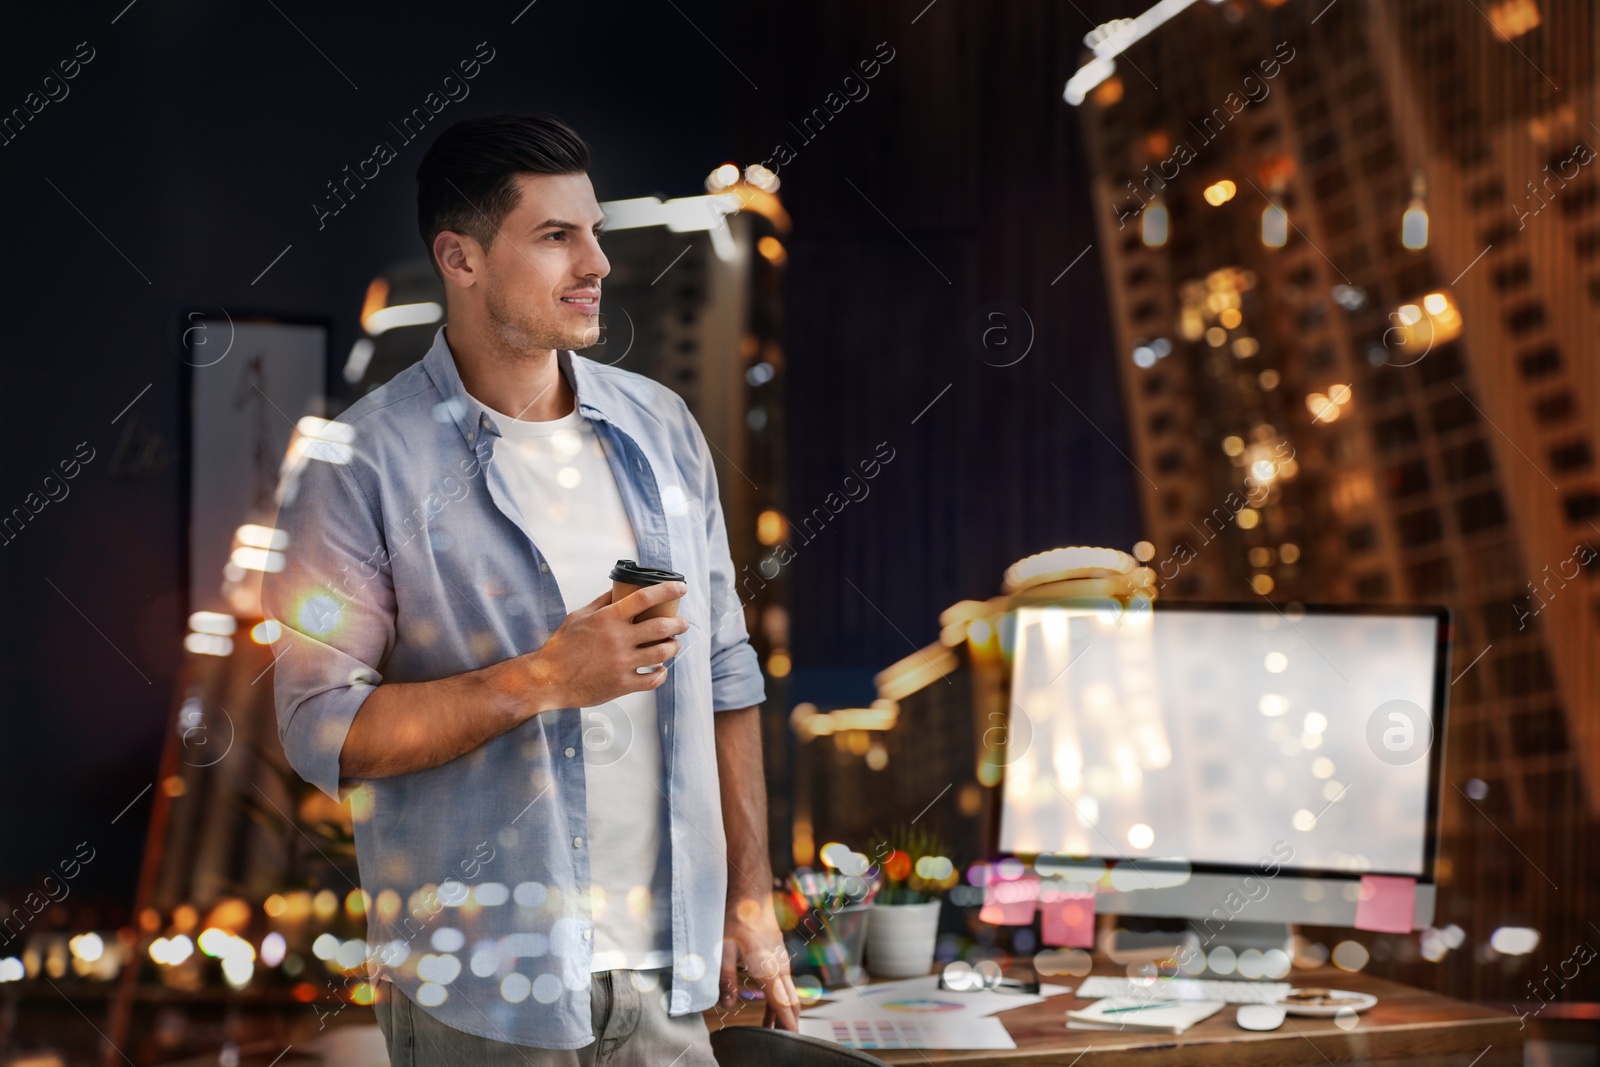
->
<box><xmin>1261</xmin><ymin>204</ymin><xmax>1288</xmax><ymax>248</ymax></box>
<box><xmin>1402</xmin><ymin>198</ymin><xmax>1429</xmax><ymax>250</ymax></box>
<box><xmin>1486</xmin><ymin>0</ymin><xmax>1541</xmax><ymax>40</ymax></box>
<box><xmin>1142</xmin><ymin>201</ymin><xmax>1169</xmax><ymax>247</ymax></box>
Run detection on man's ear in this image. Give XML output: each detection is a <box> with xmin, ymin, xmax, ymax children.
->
<box><xmin>433</xmin><ymin>230</ymin><xmax>482</xmax><ymax>289</ymax></box>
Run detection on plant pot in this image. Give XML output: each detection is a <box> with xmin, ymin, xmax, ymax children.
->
<box><xmin>865</xmin><ymin>899</ymin><xmax>941</xmax><ymax>978</ymax></box>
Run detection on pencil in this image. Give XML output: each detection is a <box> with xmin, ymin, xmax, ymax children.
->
<box><xmin>1101</xmin><ymin>1000</ymin><xmax>1181</xmax><ymax>1014</ymax></box>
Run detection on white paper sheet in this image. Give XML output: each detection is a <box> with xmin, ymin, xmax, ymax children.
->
<box><xmin>803</xmin><ymin>975</ymin><xmax>1072</xmax><ymax>1020</ymax></box>
<box><xmin>799</xmin><ymin>1015</ymin><xmax>1018</xmax><ymax>1050</ymax></box>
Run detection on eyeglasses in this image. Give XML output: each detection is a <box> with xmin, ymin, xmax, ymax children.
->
<box><xmin>938</xmin><ymin>960</ymin><xmax>1040</xmax><ymax>995</ymax></box>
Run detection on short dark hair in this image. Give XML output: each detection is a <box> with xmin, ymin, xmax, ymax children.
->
<box><xmin>416</xmin><ymin>113</ymin><xmax>590</xmax><ymax>268</ymax></box>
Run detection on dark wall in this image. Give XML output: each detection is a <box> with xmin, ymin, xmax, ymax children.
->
<box><xmin>732</xmin><ymin>1</ymin><xmax>1142</xmax><ymax>702</ymax></box>
<box><xmin>0</xmin><ymin>0</ymin><xmax>735</xmax><ymax>900</ymax></box>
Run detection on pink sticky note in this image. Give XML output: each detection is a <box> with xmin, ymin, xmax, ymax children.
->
<box><xmin>1041</xmin><ymin>892</ymin><xmax>1096</xmax><ymax>948</ymax></box>
<box><xmin>978</xmin><ymin>873</ymin><xmax>1038</xmax><ymax>925</ymax></box>
<box><xmin>1354</xmin><ymin>874</ymin><xmax>1416</xmax><ymax>933</ymax></box>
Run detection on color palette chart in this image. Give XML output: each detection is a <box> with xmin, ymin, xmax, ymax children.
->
<box><xmin>799</xmin><ymin>1015</ymin><xmax>1017</xmax><ymax>1050</ymax></box>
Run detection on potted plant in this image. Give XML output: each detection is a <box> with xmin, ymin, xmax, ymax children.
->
<box><xmin>864</xmin><ymin>825</ymin><xmax>959</xmax><ymax>978</ymax></box>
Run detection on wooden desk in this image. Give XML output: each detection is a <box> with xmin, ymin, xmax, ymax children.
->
<box><xmin>712</xmin><ymin>969</ymin><xmax>1523</xmax><ymax>1066</ymax></box>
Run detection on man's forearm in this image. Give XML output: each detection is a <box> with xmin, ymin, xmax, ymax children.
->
<box><xmin>334</xmin><ymin>581</ymin><xmax>684</xmax><ymax>781</ymax></box>
<box><xmin>715</xmin><ymin>705</ymin><xmax>775</xmax><ymax>901</ymax></box>
<box><xmin>339</xmin><ymin>654</ymin><xmax>560</xmax><ymax>779</ymax></box>
<box><xmin>713</xmin><ymin>703</ymin><xmax>799</xmax><ymax>1028</ymax></box>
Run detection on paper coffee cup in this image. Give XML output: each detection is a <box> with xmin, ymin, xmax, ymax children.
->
<box><xmin>611</xmin><ymin>561</ymin><xmax>684</xmax><ymax>673</ymax></box>
<box><xmin>609</xmin><ymin>560</ymin><xmax>685</xmax><ymax>623</ymax></box>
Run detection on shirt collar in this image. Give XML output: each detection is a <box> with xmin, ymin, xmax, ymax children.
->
<box><xmin>420</xmin><ymin>325</ymin><xmax>611</xmax><ymax>448</ymax></box>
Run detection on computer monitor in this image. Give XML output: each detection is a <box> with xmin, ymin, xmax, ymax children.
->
<box><xmin>996</xmin><ymin>601</ymin><xmax>1450</xmax><ymax>946</ymax></box>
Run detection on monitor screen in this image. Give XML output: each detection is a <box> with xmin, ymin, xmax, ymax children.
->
<box><xmin>998</xmin><ymin>603</ymin><xmax>1445</xmax><ymax>879</ymax></box>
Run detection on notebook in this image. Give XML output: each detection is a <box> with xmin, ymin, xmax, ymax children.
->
<box><xmin>1066</xmin><ymin>997</ymin><xmax>1225</xmax><ymax>1034</ymax></box>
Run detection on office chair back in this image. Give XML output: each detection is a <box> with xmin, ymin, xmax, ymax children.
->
<box><xmin>709</xmin><ymin>1025</ymin><xmax>892</xmax><ymax>1066</ymax></box>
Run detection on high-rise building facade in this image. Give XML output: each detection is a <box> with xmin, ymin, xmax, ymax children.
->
<box><xmin>1075</xmin><ymin>0</ymin><xmax>1597</xmax><ymax>1001</ymax></box>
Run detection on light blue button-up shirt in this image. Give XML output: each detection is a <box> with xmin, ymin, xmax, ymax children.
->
<box><xmin>263</xmin><ymin>326</ymin><xmax>766</xmax><ymax>1048</ymax></box>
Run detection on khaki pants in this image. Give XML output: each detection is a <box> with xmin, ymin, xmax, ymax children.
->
<box><xmin>374</xmin><ymin>969</ymin><xmax>717</xmax><ymax>1066</ymax></box>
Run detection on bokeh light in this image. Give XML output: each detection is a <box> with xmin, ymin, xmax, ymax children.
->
<box><xmin>1332</xmin><ymin>940</ymin><xmax>1370</xmax><ymax>971</ymax></box>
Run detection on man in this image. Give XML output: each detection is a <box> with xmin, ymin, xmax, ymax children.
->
<box><xmin>264</xmin><ymin>113</ymin><xmax>798</xmax><ymax>1064</ymax></box>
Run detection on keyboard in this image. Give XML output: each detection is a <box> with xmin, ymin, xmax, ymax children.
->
<box><xmin>1074</xmin><ymin>976</ymin><xmax>1292</xmax><ymax>1004</ymax></box>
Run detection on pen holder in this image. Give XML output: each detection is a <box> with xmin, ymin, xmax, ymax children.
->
<box><xmin>795</xmin><ymin>904</ymin><xmax>870</xmax><ymax>988</ymax></box>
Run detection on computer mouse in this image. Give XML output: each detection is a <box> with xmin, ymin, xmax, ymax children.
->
<box><xmin>1236</xmin><ymin>1004</ymin><xmax>1287</xmax><ymax>1031</ymax></box>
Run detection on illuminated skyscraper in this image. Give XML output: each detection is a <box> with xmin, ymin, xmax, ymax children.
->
<box><xmin>1073</xmin><ymin>0</ymin><xmax>1597</xmax><ymax>999</ymax></box>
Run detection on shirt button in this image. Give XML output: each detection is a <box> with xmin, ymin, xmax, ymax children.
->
<box><xmin>467</xmin><ymin>431</ymin><xmax>476</xmax><ymax>442</ymax></box>
<box><xmin>540</xmin><ymin>562</ymin><xmax>550</xmax><ymax>573</ymax></box>
<box><xmin>573</xmin><ymin>836</ymin><xmax>584</xmax><ymax>848</ymax></box>
<box><xmin>582</xmin><ymin>929</ymin><xmax>593</xmax><ymax>941</ymax></box>
<box><xmin>564</xmin><ymin>747</ymin><xmax>576</xmax><ymax>758</ymax></box>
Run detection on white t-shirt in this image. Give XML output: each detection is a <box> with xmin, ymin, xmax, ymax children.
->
<box><xmin>477</xmin><ymin>397</ymin><xmax>671</xmax><ymax>972</ymax></box>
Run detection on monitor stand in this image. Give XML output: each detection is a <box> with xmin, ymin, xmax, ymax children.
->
<box><xmin>1106</xmin><ymin>920</ymin><xmax>1294</xmax><ymax>977</ymax></box>
<box><xmin>1192</xmin><ymin>920</ymin><xmax>1295</xmax><ymax>971</ymax></box>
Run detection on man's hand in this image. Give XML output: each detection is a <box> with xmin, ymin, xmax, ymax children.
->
<box><xmin>719</xmin><ymin>894</ymin><xmax>800</xmax><ymax>1030</ymax></box>
<box><xmin>528</xmin><ymin>581</ymin><xmax>690</xmax><ymax>709</ymax></box>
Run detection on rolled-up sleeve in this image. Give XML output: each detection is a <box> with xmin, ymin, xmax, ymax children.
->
<box><xmin>261</xmin><ymin>439</ymin><xmax>396</xmax><ymax>799</ymax></box>
<box><xmin>677</xmin><ymin>397</ymin><xmax>766</xmax><ymax>713</ymax></box>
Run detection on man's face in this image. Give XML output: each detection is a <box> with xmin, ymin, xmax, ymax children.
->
<box><xmin>474</xmin><ymin>171</ymin><xmax>610</xmax><ymax>352</ymax></box>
